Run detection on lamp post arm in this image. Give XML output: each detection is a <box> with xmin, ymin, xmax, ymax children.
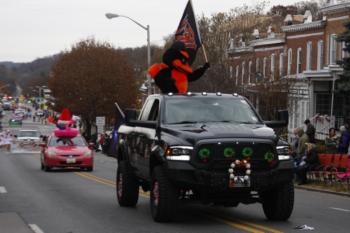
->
<box><xmin>118</xmin><ymin>15</ymin><xmax>148</xmax><ymax>31</ymax></box>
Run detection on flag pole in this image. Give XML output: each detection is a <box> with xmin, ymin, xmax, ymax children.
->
<box><xmin>190</xmin><ymin>0</ymin><xmax>208</xmax><ymax>63</ymax></box>
<box><xmin>114</xmin><ymin>102</ymin><xmax>125</xmax><ymax>119</ymax></box>
<box><xmin>202</xmin><ymin>44</ymin><xmax>208</xmax><ymax>62</ymax></box>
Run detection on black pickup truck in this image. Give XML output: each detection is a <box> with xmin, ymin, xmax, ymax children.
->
<box><xmin>116</xmin><ymin>92</ymin><xmax>294</xmax><ymax>222</ymax></box>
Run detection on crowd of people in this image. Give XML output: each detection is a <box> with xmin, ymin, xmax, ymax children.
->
<box><xmin>291</xmin><ymin>118</ymin><xmax>350</xmax><ymax>185</ymax></box>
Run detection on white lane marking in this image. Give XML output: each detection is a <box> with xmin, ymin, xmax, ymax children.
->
<box><xmin>0</xmin><ymin>186</ymin><xmax>7</xmax><ymax>193</ymax></box>
<box><xmin>330</xmin><ymin>207</ymin><xmax>350</xmax><ymax>212</ymax></box>
<box><xmin>29</xmin><ymin>224</ymin><xmax>45</xmax><ymax>233</ymax></box>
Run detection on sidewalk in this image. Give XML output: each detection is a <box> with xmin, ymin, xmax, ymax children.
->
<box><xmin>295</xmin><ymin>183</ymin><xmax>350</xmax><ymax>197</ymax></box>
<box><xmin>0</xmin><ymin>212</ymin><xmax>34</xmax><ymax>233</ymax></box>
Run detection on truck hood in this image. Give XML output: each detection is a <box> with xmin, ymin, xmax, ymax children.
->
<box><xmin>162</xmin><ymin>122</ymin><xmax>276</xmax><ymax>144</ymax></box>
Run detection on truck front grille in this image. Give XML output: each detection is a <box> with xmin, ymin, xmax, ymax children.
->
<box><xmin>192</xmin><ymin>139</ymin><xmax>277</xmax><ymax>171</ymax></box>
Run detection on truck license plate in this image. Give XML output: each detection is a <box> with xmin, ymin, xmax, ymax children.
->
<box><xmin>66</xmin><ymin>158</ymin><xmax>76</xmax><ymax>164</ymax></box>
<box><xmin>229</xmin><ymin>176</ymin><xmax>250</xmax><ymax>188</ymax></box>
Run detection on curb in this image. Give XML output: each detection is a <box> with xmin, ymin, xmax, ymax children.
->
<box><xmin>295</xmin><ymin>185</ymin><xmax>350</xmax><ymax>198</ymax></box>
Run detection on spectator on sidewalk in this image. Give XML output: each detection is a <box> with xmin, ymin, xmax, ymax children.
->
<box><xmin>325</xmin><ymin>127</ymin><xmax>338</xmax><ymax>153</ymax></box>
<box><xmin>338</xmin><ymin>120</ymin><xmax>350</xmax><ymax>154</ymax></box>
<box><xmin>293</xmin><ymin>127</ymin><xmax>309</xmax><ymax>161</ymax></box>
<box><xmin>295</xmin><ymin>143</ymin><xmax>319</xmax><ymax>185</ymax></box>
<box><xmin>304</xmin><ymin>119</ymin><xmax>316</xmax><ymax>143</ymax></box>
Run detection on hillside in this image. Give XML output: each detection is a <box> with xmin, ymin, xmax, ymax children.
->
<box><xmin>0</xmin><ymin>55</ymin><xmax>58</xmax><ymax>96</ymax></box>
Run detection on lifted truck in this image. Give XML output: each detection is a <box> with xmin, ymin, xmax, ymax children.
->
<box><xmin>116</xmin><ymin>92</ymin><xmax>293</xmax><ymax>222</ymax></box>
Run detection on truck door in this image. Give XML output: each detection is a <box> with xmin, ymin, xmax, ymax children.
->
<box><xmin>133</xmin><ymin>98</ymin><xmax>159</xmax><ymax>178</ymax></box>
<box><xmin>141</xmin><ymin>99</ymin><xmax>159</xmax><ymax>177</ymax></box>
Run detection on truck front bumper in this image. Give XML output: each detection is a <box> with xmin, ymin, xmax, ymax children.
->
<box><xmin>165</xmin><ymin>159</ymin><xmax>294</xmax><ymax>191</ymax></box>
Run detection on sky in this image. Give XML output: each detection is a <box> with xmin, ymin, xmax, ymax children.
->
<box><xmin>0</xmin><ymin>0</ymin><xmax>303</xmax><ymax>63</ymax></box>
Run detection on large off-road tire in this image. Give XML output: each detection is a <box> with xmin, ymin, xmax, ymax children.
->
<box><xmin>150</xmin><ymin>166</ymin><xmax>177</xmax><ymax>222</ymax></box>
<box><xmin>262</xmin><ymin>181</ymin><xmax>294</xmax><ymax>221</ymax></box>
<box><xmin>116</xmin><ymin>161</ymin><xmax>139</xmax><ymax>207</ymax></box>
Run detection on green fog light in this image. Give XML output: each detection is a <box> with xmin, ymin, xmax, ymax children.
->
<box><xmin>198</xmin><ymin>148</ymin><xmax>211</xmax><ymax>159</ymax></box>
<box><xmin>242</xmin><ymin>147</ymin><xmax>253</xmax><ymax>157</ymax></box>
<box><xmin>224</xmin><ymin>147</ymin><xmax>235</xmax><ymax>158</ymax></box>
<box><xmin>264</xmin><ymin>151</ymin><xmax>274</xmax><ymax>161</ymax></box>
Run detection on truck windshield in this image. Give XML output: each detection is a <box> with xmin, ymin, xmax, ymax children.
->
<box><xmin>164</xmin><ymin>97</ymin><xmax>261</xmax><ymax>124</ymax></box>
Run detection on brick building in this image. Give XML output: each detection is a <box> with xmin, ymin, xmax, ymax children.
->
<box><xmin>227</xmin><ymin>0</ymin><xmax>350</xmax><ymax>139</ymax></box>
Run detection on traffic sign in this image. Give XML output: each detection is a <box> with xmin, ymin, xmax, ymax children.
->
<box><xmin>96</xmin><ymin>116</ymin><xmax>105</xmax><ymax>125</ymax></box>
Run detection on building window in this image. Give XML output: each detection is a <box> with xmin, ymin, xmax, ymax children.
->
<box><xmin>342</xmin><ymin>41</ymin><xmax>348</xmax><ymax>58</ymax></box>
<box><xmin>241</xmin><ymin>61</ymin><xmax>245</xmax><ymax>85</ymax></box>
<box><xmin>316</xmin><ymin>93</ymin><xmax>331</xmax><ymax>115</ymax></box>
<box><xmin>235</xmin><ymin>65</ymin><xmax>239</xmax><ymax>86</ymax></box>
<box><xmin>306</xmin><ymin>41</ymin><xmax>312</xmax><ymax>70</ymax></box>
<box><xmin>263</xmin><ymin>57</ymin><xmax>267</xmax><ymax>78</ymax></box>
<box><xmin>297</xmin><ymin>47</ymin><xmax>302</xmax><ymax>74</ymax></box>
<box><xmin>279</xmin><ymin>53</ymin><xmax>284</xmax><ymax>77</ymax></box>
<box><xmin>317</xmin><ymin>40</ymin><xmax>324</xmax><ymax>70</ymax></box>
<box><xmin>229</xmin><ymin>66</ymin><xmax>233</xmax><ymax>79</ymax></box>
<box><xmin>248</xmin><ymin>61</ymin><xmax>252</xmax><ymax>84</ymax></box>
<box><xmin>330</xmin><ymin>34</ymin><xmax>337</xmax><ymax>65</ymax></box>
<box><xmin>271</xmin><ymin>54</ymin><xmax>275</xmax><ymax>81</ymax></box>
<box><xmin>256</xmin><ymin>58</ymin><xmax>260</xmax><ymax>72</ymax></box>
<box><xmin>288</xmin><ymin>48</ymin><xmax>292</xmax><ymax>75</ymax></box>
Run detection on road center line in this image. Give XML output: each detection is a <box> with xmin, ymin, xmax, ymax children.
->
<box><xmin>330</xmin><ymin>207</ymin><xmax>350</xmax><ymax>212</ymax></box>
<box><xmin>75</xmin><ymin>172</ymin><xmax>115</xmax><ymax>187</ymax></box>
<box><xmin>29</xmin><ymin>224</ymin><xmax>45</xmax><ymax>233</ymax></box>
<box><xmin>236</xmin><ymin>220</ymin><xmax>283</xmax><ymax>233</ymax></box>
<box><xmin>0</xmin><ymin>186</ymin><xmax>7</xmax><ymax>193</ymax></box>
<box><xmin>74</xmin><ymin>172</ymin><xmax>280</xmax><ymax>232</ymax></box>
<box><xmin>207</xmin><ymin>215</ymin><xmax>264</xmax><ymax>233</ymax></box>
<box><xmin>77</xmin><ymin>172</ymin><xmax>116</xmax><ymax>185</ymax></box>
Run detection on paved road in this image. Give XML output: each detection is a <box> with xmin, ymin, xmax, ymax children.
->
<box><xmin>0</xmin><ymin>114</ymin><xmax>350</xmax><ymax>233</ymax></box>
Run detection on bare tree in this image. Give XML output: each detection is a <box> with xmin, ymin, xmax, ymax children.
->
<box><xmin>49</xmin><ymin>38</ymin><xmax>137</xmax><ymax>139</ymax></box>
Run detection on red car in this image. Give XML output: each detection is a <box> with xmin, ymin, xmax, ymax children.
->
<box><xmin>40</xmin><ymin>135</ymin><xmax>94</xmax><ymax>172</ymax></box>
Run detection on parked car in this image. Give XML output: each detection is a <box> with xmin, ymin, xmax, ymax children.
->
<box><xmin>40</xmin><ymin>135</ymin><xmax>94</xmax><ymax>171</ymax></box>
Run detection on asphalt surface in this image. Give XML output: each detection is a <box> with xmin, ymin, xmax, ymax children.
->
<box><xmin>0</xmin><ymin>110</ymin><xmax>350</xmax><ymax>233</ymax></box>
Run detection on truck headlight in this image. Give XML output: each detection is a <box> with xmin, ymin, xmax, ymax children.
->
<box><xmin>276</xmin><ymin>146</ymin><xmax>291</xmax><ymax>160</ymax></box>
<box><xmin>165</xmin><ymin>146</ymin><xmax>193</xmax><ymax>161</ymax></box>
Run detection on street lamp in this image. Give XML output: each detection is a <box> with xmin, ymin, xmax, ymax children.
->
<box><xmin>105</xmin><ymin>13</ymin><xmax>152</xmax><ymax>96</ymax></box>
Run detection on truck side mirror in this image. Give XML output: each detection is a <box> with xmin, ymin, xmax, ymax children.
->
<box><xmin>264</xmin><ymin>110</ymin><xmax>289</xmax><ymax>128</ymax></box>
<box><xmin>125</xmin><ymin>109</ymin><xmax>137</xmax><ymax>123</ymax></box>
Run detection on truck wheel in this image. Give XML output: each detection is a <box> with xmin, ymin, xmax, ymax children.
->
<box><xmin>150</xmin><ymin>166</ymin><xmax>177</xmax><ymax>222</ymax></box>
<box><xmin>262</xmin><ymin>181</ymin><xmax>294</xmax><ymax>221</ymax></box>
<box><xmin>116</xmin><ymin>161</ymin><xmax>139</xmax><ymax>207</ymax></box>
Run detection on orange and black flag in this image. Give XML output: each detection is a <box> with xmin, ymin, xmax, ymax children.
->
<box><xmin>175</xmin><ymin>0</ymin><xmax>202</xmax><ymax>65</ymax></box>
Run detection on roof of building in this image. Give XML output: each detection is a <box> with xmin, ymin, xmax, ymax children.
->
<box><xmin>320</xmin><ymin>0</ymin><xmax>350</xmax><ymax>14</ymax></box>
<box><xmin>282</xmin><ymin>20</ymin><xmax>325</xmax><ymax>32</ymax></box>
